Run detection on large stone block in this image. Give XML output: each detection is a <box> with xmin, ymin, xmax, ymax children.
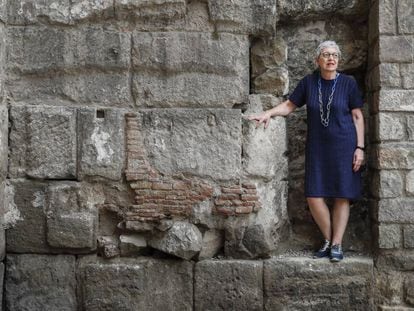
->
<box><xmin>380</xmin><ymin>36</ymin><xmax>413</xmax><ymax>63</ymax></box>
<box><xmin>378</xmin><ymin>0</ymin><xmax>397</xmax><ymax>35</ymax></box>
<box><xmin>5</xmin><ymin>180</ymin><xmax>50</xmax><ymax>253</ymax></box>
<box><xmin>379</xmin><ymin>198</ymin><xmax>414</xmax><ymax>223</ymax></box>
<box><xmin>194</xmin><ymin>260</ymin><xmax>263</xmax><ymax>311</ymax></box>
<box><xmin>398</xmin><ymin>0</ymin><xmax>414</xmax><ymax>34</ymax></box>
<box><xmin>374</xmin><ymin>143</ymin><xmax>414</xmax><ymax>169</ymax></box>
<box><xmin>207</xmin><ymin>0</ymin><xmax>277</xmax><ymax>35</ymax></box>
<box><xmin>264</xmin><ymin>257</ymin><xmax>374</xmax><ymax>310</ymax></box>
<box><xmin>46</xmin><ymin>182</ymin><xmax>103</xmax><ymax>250</ymax></box>
<box><xmin>375</xmin><ymin>270</ymin><xmax>404</xmax><ymax>306</ymax></box>
<box><xmin>380</xmin><ymin>63</ymin><xmax>401</xmax><ymax>88</ymax></box>
<box><xmin>243</xmin><ymin>95</ymin><xmax>287</xmax><ymax>180</ymax></box>
<box><xmin>0</xmin><ymin>105</ymin><xmax>7</xmax><ymax>179</ymax></box>
<box><xmin>138</xmin><ymin>109</ymin><xmax>241</xmax><ymax>180</ymax></box>
<box><xmin>407</xmin><ymin>170</ymin><xmax>414</xmax><ymax>195</ymax></box>
<box><xmin>78</xmin><ymin>108</ymin><xmax>125</xmax><ymax>180</ymax></box>
<box><xmin>378</xmin><ymin>224</ymin><xmax>402</xmax><ymax>249</ymax></box>
<box><xmin>132</xmin><ymin>32</ymin><xmax>249</xmax><ymax>108</ymax></box>
<box><xmin>373</xmin><ymin>113</ymin><xmax>405</xmax><ymax>142</ymax></box>
<box><xmin>9</xmin><ymin>105</ymin><xmax>77</xmax><ymax>179</ymax></box>
<box><xmin>115</xmin><ymin>0</ymin><xmax>187</xmax><ymax>20</ymax></box>
<box><xmin>70</xmin><ymin>0</ymin><xmax>114</xmax><ymax>21</ymax></box>
<box><xmin>401</xmin><ymin>64</ymin><xmax>414</xmax><ymax>89</ymax></box>
<box><xmin>78</xmin><ymin>255</ymin><xmax>193</xmax><ymax>310</ymax></box>
<box><xmin>370</xmin><ymin>170</ymin><xmax>403</xmax><ymax>198</ymax></box>
<box><xmin>0</xmin><ymin>181</ymin><xmax>5</xmax><ymax>260</ymax></box>
<box><xmin>251</xmin><ymin>36</ymin><xmax>287</xmax><ymax>78</ymax></box>
<box><xmin>8</xmin><ymin>72</ymin><xmax>132</xmax><ymax>106</ymax></box>
<box><xmin>149</xmin><ymin>221</ymin><xmax>202</xmax><ymax>260</ymax></box>
<box><xmin>407</xmin><ymin>115</ymin><xmax>414</xmax><ymax>141</ymax></box>
<box><xmin>7</xmin><ymin>26</ymin><xmax>130</xmax><ymax>71</ymax></box>
<box><xmin>277</xmin><ymin>0</ymin><xmax>367</xmax><ymax>20</ymax></box>
<box><xmin>7</xmin><ymin>0</ymin><xmax>71</xmax><ymax>25</ymax></box>
<box><xmin>376</xmin><ymin>251</ymin><xmax>414</xmax><ymax>271</ymax></box>
<box><xmin>403</xmin><ymin>225</ymin><xmax>414</xmax><ymax>248</ymax></box>
<box><xmin>253</xmin><ymin>66</ymin><xmax>289</xmax><ymax>96</ymax></box>
<box><xmin>5</xmin><ymin>254</ymin><xmax>77</xmax><ymax>311</ymax></box>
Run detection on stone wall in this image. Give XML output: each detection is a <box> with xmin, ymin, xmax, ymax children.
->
<box><xmin>367</xmin><ymin>0</ymin><xmax>414</xmax><ymax>309</ymax></box>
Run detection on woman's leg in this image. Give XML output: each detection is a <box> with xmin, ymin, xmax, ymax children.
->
<box><xmin>331</xmin><ymin>198</ymin><xmax>350</xmax><ymax>245</ymax></box>
<box><xmin>307</xmin><ymin>197</ymin><xmax>331</xmax><ymax>240</ymax></box>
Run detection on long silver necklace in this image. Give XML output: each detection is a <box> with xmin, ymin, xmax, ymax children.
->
<box><xmin>318</xmin><ymin>72</ymin><xmax>340</xmax><ymax>127</ymax></box>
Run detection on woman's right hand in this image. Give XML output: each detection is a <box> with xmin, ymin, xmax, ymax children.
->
<box><xmin>246</xmin><ymin>111</ymin><xmax>272</xmax><ymax>129</ymax></box>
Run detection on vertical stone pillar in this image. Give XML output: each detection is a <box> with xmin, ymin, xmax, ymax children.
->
<box><xmin>368</xmin><ymin>0</ymin><xmax>414</xmax><ymax>308</ymax></box>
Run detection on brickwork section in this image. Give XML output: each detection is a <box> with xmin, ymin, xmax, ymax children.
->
<box><xmin>125</xmin><ymin>113</ymin><xmax>261</xmax><ymax>222</ymax></box>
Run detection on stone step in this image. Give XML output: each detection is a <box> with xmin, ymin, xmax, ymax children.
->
<box><xmin>5</xmin><ymin>254</ymin><xmax>374</xmax><ymax>311</ymax></box>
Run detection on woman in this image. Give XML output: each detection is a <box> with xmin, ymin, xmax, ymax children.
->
<box><xmin>248</xmin><ymin>40</ymin><xmax>365</xmax><ymax>262</ymax></box>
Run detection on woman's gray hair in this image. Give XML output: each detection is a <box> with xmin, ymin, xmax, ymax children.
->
<box><xmin>315</xmin><ymin>40</ymin><xmax>341</xmax><ymax>59</ymax></box>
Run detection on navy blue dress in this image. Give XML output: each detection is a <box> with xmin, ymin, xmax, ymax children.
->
<box><xmin>289</xmin><ymin>72</ymin><xmax>364</xmax><ymax>200</ymax></box>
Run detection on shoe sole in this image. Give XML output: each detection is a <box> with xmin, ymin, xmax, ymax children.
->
<box><xmin>330</xmin><ymin>257</ymin><xmax>343</xmax><ymax>262</ymax></box>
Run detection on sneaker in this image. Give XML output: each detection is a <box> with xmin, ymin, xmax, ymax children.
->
<box><xmin>330</xmin><ymin>244</ymin><xmax>344</xmax><ymax>262</ymax></box>
<box><xmin>313</xmin><ymin>239</ymin><xmax>331</xmax><ymax>258</ymax></box>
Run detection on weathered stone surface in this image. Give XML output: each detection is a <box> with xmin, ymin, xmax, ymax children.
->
<box><xmin>378</xmin><ymin>224</ymin><xmax>402</xmax><ymax>249</ymax></box>
<box><xmin>149</xmin><ymin>221</ymin><xmax>202</xmax><ymax>260</ymax></box>
<box><xmin>8</xmin><ymin>72</ymin><xmax>132</xmax><ymax>106</ymax></box>
<box><xmin>9</xmin><ymin>105</ymin><xmax>77</xmax><ymax>179</ymax></box>
<box><xmin>380</xmin><ymin>63</ymin><xmax>401</xmax><ymax>88</ymax></box>
<box><xmin>403</xmin><ymin>225</ymin><xmax>414</xmax><ymax>249</ymax></box>
<box><xmin>0</xmin><ymin>262</ymin><xmax>3</xmax><ymax>306</ymax></box>
<box><xmin>195</xmin><ymin>260</ymin><xmax>263</xmax><ymax>311</ymax></box>
<box><xmin>380</xmin><ymin>36</ymin><xmax>414</xmax><ymax>63</ymax></box>
<box><xmin>277</xmin><ymin>0</ymin><xmax>367</xmax><ymax>20</ymax></box>
<box><xmin>7</xmin><ymin>0</ymin><xmax>71</xmax><ymax>25</ymax></box>
<box><xmin>120</xmin><ymin>234</ymin><xmax>147</xmax><ymax>256</ymax></box>
<box><xmin>374</xmin><ymin>113</ymin><xmax>405</xmax><ymax>141</ymax></box>
<box><xmin>5</xmin><ymin>180</ymin><xmax>50</xmax><ymax>253</ymax></box>
<box><xmin>198</xmin><ymin>229</ymin><xmax>223</xmax><ymax>260</ymax></box>
<box><xmin>0</xmin><ymin>181</ymin><xmax>5</xmax><ymax>260</ymax></box>
<box><xmin>253</xmin><ymin>66</ymin><xmax>289</xmax><ymax>96</ymax></box>
<box><xmin>0</xmin><ymin>105</ymin><xmax>7</xmax><ymax>179</ymax></box>
<box><xmin>406</xmin><ymin>170</ymin><xmax>414</xmax><ymax>196</ymax></box>
<box><xmin>207</xmin><ymin>0</ymin><xmax>276</xmax><ymax>35</ymax></box>
<box><xmin>401</xmin><ymin>63</ymin><xmax>414</xmax><ymax>89</ymax></box>
<box><xmin>376</xmin><ymin>251</ymin><xmax>414</xmax><ymax>271</ymax></box>
<box><xmin>251</xmin><ymin>36</ymin><xmax>287</xmax><ymax>78</ymax></box>
<box><xmin>138</xmin><ymin>109</ymin><xmax>241</xmax><ymax>180</ymax></box>
<box><xmin>374</xmin><ymin>143</ymin><xmax>414</xmax><ymax>169</ymax></box>
<box><xmin>380</xmin><ymin>90</ymin><xmax>414</xmax><ymax>111</ymax></box>
<box><xmin>379</xmin><ymin>198</ymin><xmax>414</xmax><ymax>223</ymax></box>
<box><xmin>97</xmin><ymin>236</ymin><xmax>120</xmax><ymax>258</ymax></box>
<box><xmin>405</xmin><ymin>275</ymin><xmax>414</xmax><ymax>305</ymax></box>
<box><xmin>132</xmin><ymin>32</ymin><xmax>249</xmax><ymax>107</ymax></box>
<box><xmin>46</xmin><ymin>182</ymin><xmax>103</xmax><ymax>250</ymax></box>
<box><xmin>371</xmin><ymin>170</ymin><xmax>403</xmax><ymax>198</ymax></box>
<box><xmin>70</xmin><ymin>0</ymin><xmax>114</xmax><ymax>21</ymax></box>
<box><xmin>78</xmin><ymin>255</ymin><xmax>193</xmax><ymax>310</ymax></box>
<box><xmin>375</xmin><ymin>270</ymin><xmax>404</xmax><ymax>306</ymax></box>
<box><xmin>243</xmin><ymin>95</ymin><xmax>287</xmax><ymax>180</ymax></box>
<box><xmin>398</xmin><ymin>0</ymin><xmax>414</xmax><ymax>34</ymax></box>
<box><xmin>115</xmin><ymin>0</ymin><xmax>187</xmax><ymax>21</ymax></box>
<box><xmin>5</xmin><ymin>254</ymin><xmax>77</xmax><ymax>311</ymax></box>
<box><xmin>379</xmin><ymin>0</ymin><xmax>397</xmax><ymax>35</ymax></box>
<box><xmin>78</xmin><ymin>108</ymin><xmax>125</xmax><ymax>180</ymax></box>
<box><xmin>407</xmin><ymin>116</ymin><xmax>414</xmax><ymax>141</ymax></box>
<box><xmin>264</xmin><ymin>257</ymin><xmax>374</xmax><ymax>310</ymax></box>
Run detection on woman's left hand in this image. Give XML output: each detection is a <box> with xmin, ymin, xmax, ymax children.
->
<box><xmin>353</xmin><ymin>149</ymin><xmax>364</xmax><ymax>172</ymax></box>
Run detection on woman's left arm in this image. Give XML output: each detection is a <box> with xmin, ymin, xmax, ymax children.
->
<box><xmin>352</xmin><ymin>108</ymin><xmax>365</xmax><ymax>172</ymax></box>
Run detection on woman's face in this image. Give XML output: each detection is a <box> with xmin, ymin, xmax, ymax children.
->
<box><xmin>316</xmin><ymin>47</ymin><xmax>339</xmax><ymax>73</ymax></box>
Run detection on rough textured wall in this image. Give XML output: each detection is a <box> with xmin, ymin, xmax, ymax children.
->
<box><xmin>367</xmin><ymin>0</ymin><xmax>414</xmax><ymax>309</ymax></box>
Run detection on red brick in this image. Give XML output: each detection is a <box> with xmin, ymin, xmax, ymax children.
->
<box><xmin>235</xmin><ymin>205</ymin><xmax>253</xmax><ymax>214</ymax></box>
<box><xmin>243</xmin><ymin>189</ymin><xmax>257</xmax><ymax>194</ymax></box>
<box><xmin>152</xmin><ymin>182</ymin><xmax>172</xmax><ymax>190</ymax></box>
<box><xmin>199</xmin><ymin>184</ymin><xmax>214</xmax><ymax>196</ymax></box>
<box><xmin>241</xmin><ymin>202</ymin><xmax>255</xmax><ymax>207</ymax></box>
<box><xmin>130</xmin><ymin>181</ymin><xmax>152</xmax><ymax>189</ymax></box>
<box><xmin>215</xmin><ymin>199</ymin><xmax>232</xmax><ymax>206</ymax></box>
<box><xmin>241</xmin><ymin>194</ymin><xmax>259</xmax><ymax>201</ymax></box>
<box><xmin>253</xmin><ymin>202</ymin><xmax>262</xmax><ymax>212</ymax></box>
<box><xmin>242</xmin><ymin>183</ymin><xmax>256</xmax><ymax>189</ymax></box>
<box><xmin>173</xmin><ymin>181</ymin><xmax>190</xmax><ymax>190</ymax></box>
<box><xmin>231</xmin><ymin>199</ymin><xmax>243</xmax><ymax>206</ymax></box>
<box><xmin>134</xmin><ymin>198</ymin><xmax>145</xmax><ymax>204</ymax></box>
<box><xmin>125</xmin><ymin>112</ymin><xmax>138</xmax><ymax>118</ymax></box>
<box><xmin>219</xmin><ymin>193</ymin><xmax>240</xmax><ymax>200</ymax></box>
<box><xmin>215</xmin><ymin>206</ymin><xmax>235</xmax><ymax>216</ymax></box>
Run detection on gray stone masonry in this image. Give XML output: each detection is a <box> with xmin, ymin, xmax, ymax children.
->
<box><xmin>195</xmin><ymin>259</ymin><xmax>263</xmax><ymax>311</ymax></box>
<box><xmin>78</xmin><ymin>255</ymin><xmax>193</xmax><ymax>311</ymax></box>
<box><xmin>5</xmin><ymin>254</ymin><xmax>77</xmax><ymax>311</ymax></box>
<box><xmin>264</xmin><ymin>257</ymin><xmax>374</xmax><ymax>310</ymax></box>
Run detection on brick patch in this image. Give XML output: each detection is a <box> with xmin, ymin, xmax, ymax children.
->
<box><xmin>125</xmin><ymin>113</ymin><xmax>261</xmax><ymax>222</ymax></box>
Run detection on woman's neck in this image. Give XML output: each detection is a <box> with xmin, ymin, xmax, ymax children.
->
<box><xmin>320</xmin><ymin>70</ymin><xmax>337</xmax><ymax>80</ymax></box>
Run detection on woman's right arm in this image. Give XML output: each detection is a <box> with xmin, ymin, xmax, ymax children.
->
<box><xmin>247</xmin><ymin>99</ymin><xmax>297</xmax><ymax>128</ymax></box>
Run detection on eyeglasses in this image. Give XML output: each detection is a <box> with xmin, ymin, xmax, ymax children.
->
<box><xmin>320</xmin><ymin>52</ymin><xmax>339</xmax><ymax>59</ymax></box>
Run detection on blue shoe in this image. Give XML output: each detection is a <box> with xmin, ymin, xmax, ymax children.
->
<box><xmin>330</xmin><ymin>244</ymin><xmax>344</xmax><ymax>262</ymax></box>
<box><xmin>313</xmin><ymin>239</ymin><xmax>330</xmax><ymax>258</ymax></box>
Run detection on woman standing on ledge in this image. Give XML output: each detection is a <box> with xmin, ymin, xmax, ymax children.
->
<box><xmin>248</xmin><ymin>40</ymin><xmax>365</xmax><ymax>262</ymax></box>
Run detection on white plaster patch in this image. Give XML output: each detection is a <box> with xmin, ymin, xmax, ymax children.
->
<box><xmin>3</xmin><ymin>182</ymin><xmax>23</xmax><ymax>229</ymax></box>
<box><xmin>91</xmin><ymin>126</ymin><xmax>114</xmax><ymax>163</ymax></box>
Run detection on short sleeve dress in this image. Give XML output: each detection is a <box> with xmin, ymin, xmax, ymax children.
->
<box><xmin>289</xmin><ymin>71</ymin><xmax>364</xmax><ymax>200</ymax></box>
